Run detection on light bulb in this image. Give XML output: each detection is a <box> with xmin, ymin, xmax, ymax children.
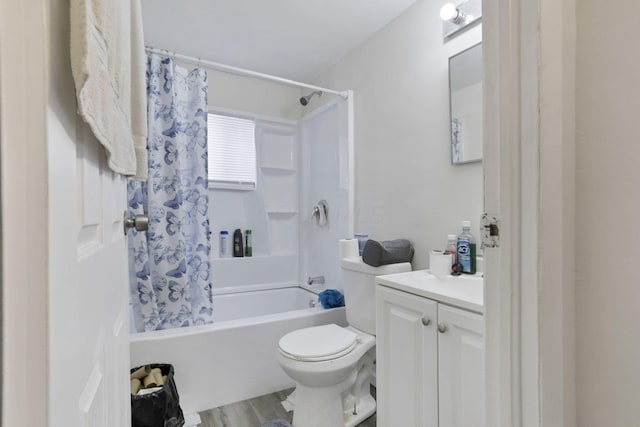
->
<box><xmin>440</xmin><ymin>3</ymin><xmax>458</xmax><ymax>21</ymax></box>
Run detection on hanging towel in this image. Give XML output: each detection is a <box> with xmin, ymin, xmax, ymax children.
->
<box><xmin>70</xmin><ymin>0</ymin><xmax>148</xmax><ymax>180</ymax></box>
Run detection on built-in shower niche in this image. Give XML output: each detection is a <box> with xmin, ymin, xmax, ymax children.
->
<box><xmin>259</xmin><ymin>122</ymin><xmax>299</xmax><ymax>256</ymax></box>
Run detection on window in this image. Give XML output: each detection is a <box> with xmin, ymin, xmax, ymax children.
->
<box><xmin>207</xmin><ymin>112</ymin><xmax>257</xmax><ymax>190</ymax></box>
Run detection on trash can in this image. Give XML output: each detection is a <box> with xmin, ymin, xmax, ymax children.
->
<box><xmin>131</xmin><ymin>363</ymin><xmax>185</xmax><ymax>427</ymax></box>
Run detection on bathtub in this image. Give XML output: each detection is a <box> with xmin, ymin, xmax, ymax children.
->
<box><xmin>129</xmin><ymin>286</ymin><xmax>347</xmax><ymax>414</ymax></box>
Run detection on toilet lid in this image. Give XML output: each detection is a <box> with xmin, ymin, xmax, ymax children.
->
<box><xmin>279</xmin><ymin>324</ymin><xmax>358</xmax><ymax>361</ymax></box>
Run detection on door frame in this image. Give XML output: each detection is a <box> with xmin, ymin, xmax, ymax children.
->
<box><xmin>484</xmin><ymin>0</ymin><xmax>542</xmax><ymax>424</ymax></box>
<box><xmin>484</xmin><ymin>0</ymin><xmax>576</xmax><ymax>426</ymax></box>
<box><xmin>483</xmin><ymin>0</ymin><xmax>533</xmax><ymax>423</ymax></box>
<box><xmin>0</xmin><ymin>0</ymin><xmax>49</xmax><ymax>426</ymax></box>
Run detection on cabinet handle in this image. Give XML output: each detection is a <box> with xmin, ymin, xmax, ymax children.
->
<box><xmin>438</xmin><ymin>323</ymin><xmax>448</xmax><ymax>333</ymax></box>
<box><xmin>421</xmin><ymin>316</ymin><xmax>431</xmax><ymax>326</ymax></box>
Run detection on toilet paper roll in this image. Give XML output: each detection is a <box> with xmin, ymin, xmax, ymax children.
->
<box><xmin>131</xmin><ymin>378</ymin><xmax>142</xmax><ymax>395</ymax></box>
<box><xmin>339</xmin><ymin>239</ymin><xmax>360</xmax><ymax>259</ymax></box>
<box><xmin>143</xmin><ymin>374</ymin><xmax>157</xmax><ymax>389</ymax></box>
<box><xmin>130</xmin><ymin>365</ymin><xmax>151</xmax><ymax>380</ymax></box>
<box><xmin>354</xmin><ymin>233</ymin><xmax>369</xmax><ymax>256</ymax></box>
<box><xmin>429</xmin><ymin>250</ymin><xmax>452</xmax><ymax>279</ymax></box>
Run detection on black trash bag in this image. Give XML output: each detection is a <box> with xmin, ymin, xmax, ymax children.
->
<box><xmin>131</xmin><ymin>363</ymin><xmax>185</xmax><ymax>427</ymax></box>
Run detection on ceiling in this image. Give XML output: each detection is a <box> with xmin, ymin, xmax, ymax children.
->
<box><xmin>141</xmin><ymin>0</ymin><xmax>419</xmax><ymax>82</ymax></box>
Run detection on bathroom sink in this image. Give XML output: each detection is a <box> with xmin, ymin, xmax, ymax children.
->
<box><xmin>375</xmin><ymin>269</ymin><xmax>484</xmax><ymax>313</ymax></box>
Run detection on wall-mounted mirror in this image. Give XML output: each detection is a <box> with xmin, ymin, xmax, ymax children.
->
<box><xmin>449</xmin><ymin>42</ymin><xmax>483</xmax><ymax>164</ymax></box>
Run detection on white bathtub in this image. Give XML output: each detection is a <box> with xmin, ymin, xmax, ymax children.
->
<box><xmin>129</xmin><ymin>286</ymin><xmax>347</xmax><ymax>414</ymax></box>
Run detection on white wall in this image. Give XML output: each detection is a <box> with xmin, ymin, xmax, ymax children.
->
<box><xmin>312</xmin><ymin>0</ymin><xmax>483</xmax><ymax>269</ymax></box>
<box><xmin>575</xmin><ymin>1</ymin><xmax>640</xmax><ymax>425</ymax></box>
<box><xmin>206</xmin><ymin>69</ymin><xmax>302</xmax><ymax>120</ymax></box>
<box><xmin>538</xmin><ymin>0</ymin><xmax>576</xmax><ymax>424</ymax></box>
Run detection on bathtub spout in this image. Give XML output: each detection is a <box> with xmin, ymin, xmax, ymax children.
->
<box><xmin>307</xmin><ymin>275</ymin><xmax>325</xmax><ymax>285</ymax></box>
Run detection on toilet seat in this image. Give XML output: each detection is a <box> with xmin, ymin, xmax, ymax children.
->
<box><xmin>278</xmin><ymin>324</ymin><xmax>358</xmax><ymax>362</ymax></box>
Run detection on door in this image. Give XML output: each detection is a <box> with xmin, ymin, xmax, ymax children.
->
<box><xmin>437</xmin><ymin>304</ymin><xmax>484</xmax><ymax>427</ymax></box>
<box><xmin>43</xmin><ymin>0</ymin><xmax>134</xmax><ymax>423</ymax></box>
<box><xmin>376</xmin><ymin>285</ymin><xmax>438</xmax><ymax>427</ymax></box>
<box><xmin>48</xmin><ymin>117</ymin><xmax>132</xmax><ymax>426</ymax></box>
<box><xmin>44</xmin><ymin>1</ymin><xmax>134</xmax><ymax>416</ymax></box>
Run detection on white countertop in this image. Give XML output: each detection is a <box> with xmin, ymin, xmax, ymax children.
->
<box><xmin>375</xmin><ymin>269</ymin><xmax>484</xmax><ymax>314</ymax></box>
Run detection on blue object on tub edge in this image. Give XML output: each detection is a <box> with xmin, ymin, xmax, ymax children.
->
<box><xmin>318</xmin><ymin>289</ymin><xmax>345</xmax><ymax>309</ymax></box>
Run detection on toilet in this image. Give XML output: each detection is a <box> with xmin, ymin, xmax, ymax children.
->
<box><xmin>277</xmin><ymin>256</ymin><xmax>411</xmax><ymax>427</ymax></box>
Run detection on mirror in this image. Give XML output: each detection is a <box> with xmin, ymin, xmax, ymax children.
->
<box><xmin>449</xmin><ymin>42</ymin><xmax>483</xmax><ymax>164</ymax></box>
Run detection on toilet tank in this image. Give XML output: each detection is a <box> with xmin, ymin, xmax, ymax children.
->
<box><xmin>340</xmin><ymin>258</ymin><xmax>412</xmax><ymax>335</ymax></box>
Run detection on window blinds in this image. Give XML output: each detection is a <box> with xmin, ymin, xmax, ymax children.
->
<box><xmin>207</xmin><ymin>113</ymin><xmax>256</xmax><ymax>190</ymax></box>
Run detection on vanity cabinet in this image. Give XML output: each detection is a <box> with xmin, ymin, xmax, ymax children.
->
<box><xmin>437</xmin><ymin>303</ymin><xmax>484</xmax><ymax>427</ymax></box>
<box><xmin>376</xmin><ymin>284</ymin><xmax>484</xmax><ymax>427</ymax></box>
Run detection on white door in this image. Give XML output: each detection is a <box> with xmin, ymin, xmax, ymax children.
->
<box><xmin>48</xmin><ymin>117</ymin><xmax>132</xmax><ymax>427</ymax></box>
<box><xmin>437</xmin><ymin>304</ymin><xmax>484</xmax><ymax>427</ymax></box>
<box><xmin>375</xmin><ymin>285</ymin><xmax>438</xmax><ymax>427</ymax></box>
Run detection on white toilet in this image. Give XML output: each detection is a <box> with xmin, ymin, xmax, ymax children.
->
<box><xmin>277</xmin><ymin>257</ymin><xmax>411</xmax><ymax>427</ymax></box>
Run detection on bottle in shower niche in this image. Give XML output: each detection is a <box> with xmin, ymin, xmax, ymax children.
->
<box><xmin>456</xmin><ymin>221</ymin><xmax>477</xmax><ymax>274</ymax></box>
<box><xmin>233</xmin><ymin>229</ymin><xmax>244</xmax><ymax>257</ymax></box>
<box><xmin>219</xmin><ymin>230</ymin><xmax>229</xmax><ymax>258</ymax></box>
<box><xmin>244</xmin><ymin>229</ymin><xmax>252</xmax><ymax>257</ymax></box>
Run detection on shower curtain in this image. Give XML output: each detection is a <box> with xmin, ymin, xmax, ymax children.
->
<box><xmin>127</xmin><ymin>54</ymin><xmax>212</xmax><ymax>332</ymax></box>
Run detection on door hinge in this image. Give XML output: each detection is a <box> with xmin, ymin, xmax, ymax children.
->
<box><xmin>481</xmin><ymin>213</ymin><xmax>500</xmax><ymax>249</ymax></box>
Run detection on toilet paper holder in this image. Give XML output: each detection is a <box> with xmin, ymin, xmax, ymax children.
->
<box><xmin>311</xmin><ymin>200</ymin><xmax>329</xmax><ymax>226</ymax></box>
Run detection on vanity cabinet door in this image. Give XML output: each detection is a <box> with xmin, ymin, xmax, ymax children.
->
<box><xmin>376</xmin><ymin>285</ymin><xmax>438</xmax><ymax>427</ymax></box>
<box><xmin>437</xmin><ymin>304</ymin><xmax>484</xmax><ymax>427</ymax></box>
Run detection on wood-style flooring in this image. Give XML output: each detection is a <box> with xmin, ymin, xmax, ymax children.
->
<box><xmin>199</xmin><ymin>387</ymin><xmax>376</xmax><ymax>427</ymax></box>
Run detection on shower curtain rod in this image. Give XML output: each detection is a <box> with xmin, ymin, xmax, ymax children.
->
<box><xmin>145</xmin><ymin>47</ymin><xmax>348</xmax><ymax>99</ymax></box>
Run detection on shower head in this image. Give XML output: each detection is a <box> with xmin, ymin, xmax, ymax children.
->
<box><xmin>299</xmin><ymin>91</ymin><xmax>323</xmax><ymax>106</ymax></box>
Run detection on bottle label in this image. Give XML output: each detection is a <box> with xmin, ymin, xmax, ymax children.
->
<box><xmin>444</xmin><ymin>249</ymin><xmax>457</xmax><ymax>267</ymax></box>
<box><xmin>245</xmin><ymin>234</ymin><xmax>252</xmax><ymax>257</ymax></box>
<box><xmin>219</xmin><ymin>236</ymin><xmax>227</xmax><ymax>257</ymax></box>
<box><xmin>457</xmin><ymin>240</ymin><xmax>476</xmax><ymax>274</ymax></box>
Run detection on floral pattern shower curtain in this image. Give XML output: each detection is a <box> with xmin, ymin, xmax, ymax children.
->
<box><xmin>128</xmin><ymin>54</ymin><xmax>212</xmax><ymax>332</ymax></box>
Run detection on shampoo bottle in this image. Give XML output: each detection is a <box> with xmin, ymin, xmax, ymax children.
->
<box><xmin>233</xmin><ymin>229</ymin><xmax>244</xmax><ymax>257</ymax></box>
<box><xmin>219</xmin><ymin>230</ymin><xmax>229</xmax><ymax>258</ymax></box>
<box><xmin>456</xmin><ymin>221</ymin><xmax>476</xmax><ymax>274</ymax></box>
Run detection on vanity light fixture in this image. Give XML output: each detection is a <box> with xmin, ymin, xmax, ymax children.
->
<box><xmin>440</xmin><ymin>0</ymin><xmax>482</xmax><ymax>41</ymax></box>
<box><xmin>440</xmin><ymin>3</ymin><xmax>468</xmax><ymax>25</ymax></box>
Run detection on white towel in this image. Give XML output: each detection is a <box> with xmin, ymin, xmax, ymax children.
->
<box><xmin>70</xmin><ymin>0</ymin><xmax>148</xmax><ymax>180</ymax></box>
